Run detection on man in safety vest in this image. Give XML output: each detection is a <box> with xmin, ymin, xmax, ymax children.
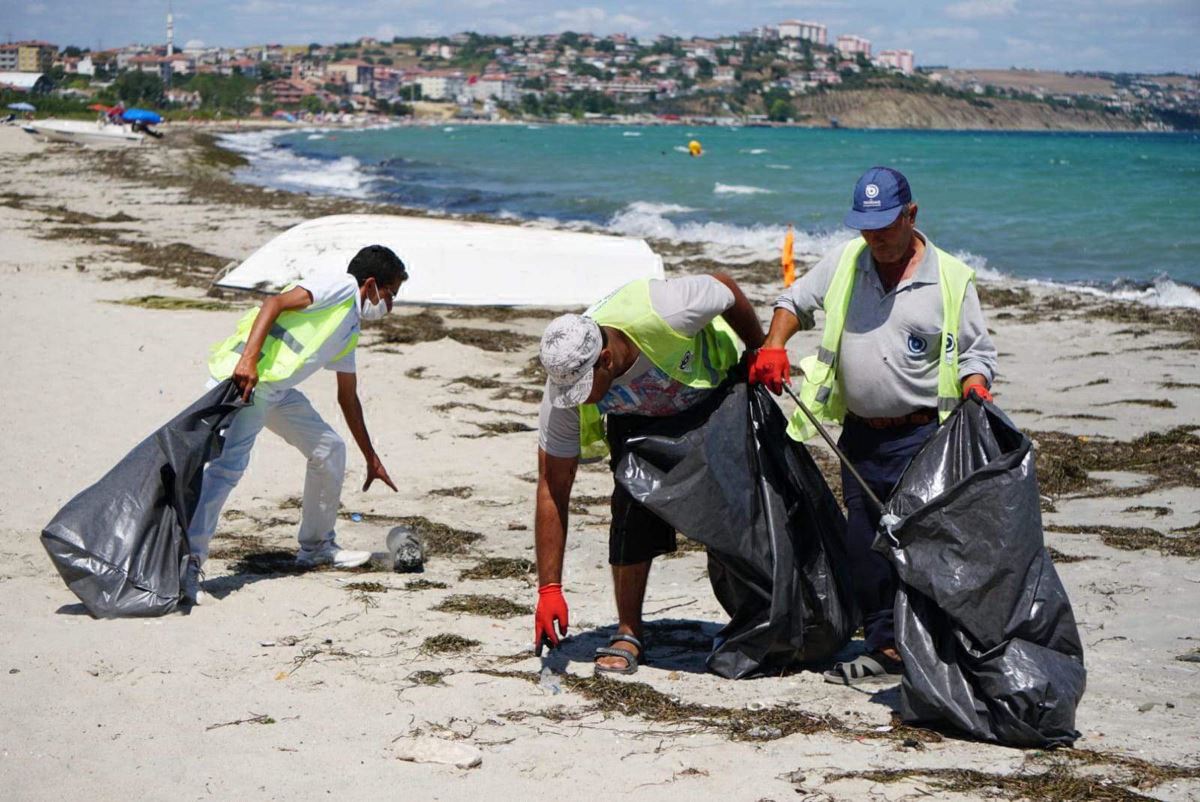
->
<box><xmin>533</xmin><ymin>274</ymin><xmax>765</xmax><ymax>674</ymax></box>
<box><xmin>182</xmin><ymin>245</ymin><xmax>407</xmax><ymax>606</ymax></box>
<box><xmin>749</xmin><ymin>167</ymin><xmax>998</xmax><ymax>684</ymax></box>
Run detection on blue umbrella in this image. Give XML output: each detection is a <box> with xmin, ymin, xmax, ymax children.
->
<box><xmin>7</xmin><ymin>102</ymin><xmax>35</xmax><ymax>112</ymax></box>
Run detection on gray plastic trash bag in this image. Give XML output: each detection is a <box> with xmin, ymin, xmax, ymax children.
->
<box><xmin>42</xmin><ymin>381</ymin><xmax>244</xmax><ymax>618</ymax></box>
<box><xmin>874</xmin><ymin>398</ymin><xmax>1086</xmax><ymax>747</ymax></box>
<box><xmin>616</xmin><ymin>383</ymin><xmax>857</xmax><ymax>678</ymax></box>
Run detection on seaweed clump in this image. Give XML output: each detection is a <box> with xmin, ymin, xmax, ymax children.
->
<box><xmin>469</xmin><ymin>421</ymin><xmax>535</xmax><ymax>437</ymax></box>
<box><xmin>482</xmin><ymin>670</ymin><xmax>917</xmax><ymax>743</ymax></box>
<box><xmin>1045</xmin><ymin>524</ymin><xmax>1198</xmax><ymax>558</ymax></box>
<box><xmin>420</xmin><ymin>634</ymin><xmax>481</xmax><ymax>654</ymax></box>
<box><xmin>458</xmin><ymin>557</ymin><xmax>535</xmax><ymax>582</ymax></box>
<box><xmin>113</xmin><ymin>295</ymin><xmax>235</xmax><ymax>312</ymax></box>
<box><xmin>1032</xmin><ymin>427</ymin><xmax>1200</xmax><ymax>497</ymax></box>
<box><xmin>405</xmin><ymin>579</ymin><xmax>449</xmax><ymax>591</ymax></box>
<box><xmin>824</xmin><ymin>749</ymin><xmax>1200</xmax><ymax>802</ymax></box>
<box><xmin>433</xmin><ymin>594</ymin><xmax>531</xmax><ymax>618</ymax></box>
<box><xmin>371</xmin><ymin>309</ymin><xmax>537</xmax><ymax>353</ymax></box>
<box><xmin>428</xmin><ymin>486</ymin><xmax>474</xmax><ymax>499</ymax></box>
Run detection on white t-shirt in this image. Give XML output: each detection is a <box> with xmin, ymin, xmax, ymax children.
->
<box><xmin>210</xmin><ymin>272</ymin><xmax>361</xmax><ymax>399</ymax></box>
<box><xmin>538</xmin><ymin>275</ymin><xmax>735</xmax><ymax>458</ymax></box>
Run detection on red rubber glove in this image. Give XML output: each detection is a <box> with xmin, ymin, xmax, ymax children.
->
<box><xmin>534</xmin><ymin>583</ymin><xmax>569</xmax><ymax>655</ymax></box>
<box><xmin>749</xmin><ymin>347</ymin><xmax>790</xmax><ymax>395</ymax></box>
<box><xmin>964</xmin><ymin>384</ymin><xmax>993</xmax><ymax>403</ymax></box>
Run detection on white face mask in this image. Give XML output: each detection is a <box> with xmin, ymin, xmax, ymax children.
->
<box><xmin>360</xmin><ymin>286</ymin><xmax>390</xmax><ymax>321</ymax></box>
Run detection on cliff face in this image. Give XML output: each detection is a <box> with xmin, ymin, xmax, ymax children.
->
<box><xmin>791</xmin><ymin>88</ymin><xmax>1139</xmax><ymax>131</ymax></box>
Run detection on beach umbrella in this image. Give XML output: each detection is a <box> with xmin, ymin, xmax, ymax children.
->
<box><xmin>7</xmin><ymin>102</ymin><xmax>35</xmax><ymax>112</ymax></box>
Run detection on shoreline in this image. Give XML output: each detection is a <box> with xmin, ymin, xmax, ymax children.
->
<box><xmin>1</xmin><ymin>124</ymin><xmax>1198</xmax><ymax>800</ymax></box>
<box><xmin>207</xmin><ymin>123</ymin><xmax>1200</xmax><ymax>310</ymax></box>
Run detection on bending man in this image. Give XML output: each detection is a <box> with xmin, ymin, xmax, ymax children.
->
<box><xmin>183</xmin><ymin>245</ymin><xmax>407</xmax><ymax>605</ymax></box>
<box><xmin>534</xmin><ymin>274</ymin><xmax>764</xmax><ymax>674</ymax></box>
<box><xmin>750</xmin><ymin>167</ymin><xmax>998</xmax><ymax>684</ymax></box>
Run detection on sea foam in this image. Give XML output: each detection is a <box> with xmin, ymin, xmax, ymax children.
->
<box><xmin>217</xmin><ymin>129</ymin><xmax>372</xmax><ymax>197</ymax></box>
<box><xmin>714</xmin><ymin>183</ymin><xmax>773</xmax><ymax>195</ymax></box>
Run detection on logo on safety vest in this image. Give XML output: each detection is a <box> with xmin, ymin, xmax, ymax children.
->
<box><xmin>679</xmin><ymin>351</ymin><xmax>693</xmax><ymax>372</ymax></box>
<box><xmin>944</xmin><ymin>333</ymin><xmax>956</xmax><ymax>364</ymax></box>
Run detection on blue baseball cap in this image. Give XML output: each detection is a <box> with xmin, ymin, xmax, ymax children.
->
<box><xmin>843</xmin><ymin>166</ymin><xmax>912</xmax><ymax>230</ymax></box>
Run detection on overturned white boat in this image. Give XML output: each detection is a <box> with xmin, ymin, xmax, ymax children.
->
<box><xmin>24</xmin><ymin>119</ymin><xmax>144</xmax><ymax>147</ymax></box>
<box><xmin>216</xmin><ymin>214</ymin><xmax>665</xmax><ymax>307</ymax></box>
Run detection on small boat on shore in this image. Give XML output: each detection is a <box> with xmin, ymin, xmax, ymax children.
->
<box><xmin>23</xmin><ymin>119</ymin><xmax>145</xmax><ymax>147</ymax></box>
<box><xmin>216</xmin><ymin>214</ymin><xmax>665</xmax><ymax>307</ymax></box>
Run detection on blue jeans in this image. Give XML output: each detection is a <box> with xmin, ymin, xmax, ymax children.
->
<box><xmin>838</xmin><ymin>416</ymin><xmax>937</xmax><ymax>654</ymax></box>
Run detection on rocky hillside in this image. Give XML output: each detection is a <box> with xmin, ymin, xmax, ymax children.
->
<box><xmin>791</xmin><ymin>88</ymin><xmax>1138</xmax><ymax>131</ymax></box>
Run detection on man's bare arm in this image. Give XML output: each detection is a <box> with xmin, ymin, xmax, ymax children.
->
<box><xmin>535</xmin><ymin>448</ymin><xmax>578</xmax><ymax>586</ymax></box>
<box><xmin>710</xmin><ymin>272</ymin><xmax>765</xmax><ymax>350</ymax></box>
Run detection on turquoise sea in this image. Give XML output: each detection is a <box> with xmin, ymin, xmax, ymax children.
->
<box><xmin>222</xmin><ymin>125</ymin><xmax>1200</xmax><ymax>305</ymax></box>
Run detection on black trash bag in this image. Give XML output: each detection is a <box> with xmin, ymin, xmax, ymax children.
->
<box><xmin>42</xmin><ymin>381</ymin><xmax>245</xmax><ymax>618</ymax></box>
<box><xmin>616</xmin><ymin>383</ymin><xmax>858</xmax><ymax>678</ymax></box>
<box><xmin>874</xmin><ymin>398</ymin><xmax>1086</xmax><ymax>747</ymax></box>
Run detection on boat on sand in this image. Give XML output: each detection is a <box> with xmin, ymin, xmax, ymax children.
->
<box><xmin>23</xmin><ymin>119</ymin><xmax>145</xmax><ymax>147</ymax></box>
<box><xmin>216</xmin><ymin>214</ymin><xmax>665</xmax><ymax>307</ymax></box>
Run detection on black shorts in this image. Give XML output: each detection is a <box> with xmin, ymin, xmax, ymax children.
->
<box><xmin>604</xmin><ymin>379</ymin><xmax>738</xmax><ymax>566</ymax></box>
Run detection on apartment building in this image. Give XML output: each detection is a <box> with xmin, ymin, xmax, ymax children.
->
<box><xmin>836</xmin><ymin>35</ymin><xmax>871</xmax><ymax>58</ymax></box>
<box><xmin>778</xmin><ymin>20</ymin><xmax>827</xmax><ymax>46</ymax></box>
<box><xmin>877</xmin><ymin>49</ymin><xmax>914</xmax><ymax>74</ymax></box>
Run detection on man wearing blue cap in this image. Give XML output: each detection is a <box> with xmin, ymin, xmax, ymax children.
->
<box><xmin>749</xmin><ymin>166</ymin><xmax>997</xmax><ymax>685</ymax></box>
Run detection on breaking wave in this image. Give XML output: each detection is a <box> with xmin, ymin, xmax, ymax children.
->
<box><xmin>217</xmin><ymin>129</ymin><xmax>372</xmax><ymax>197</ymax></box>
<box><xmin>713</xmin><ymin>183</ymin><xmax>773</xmax><ymax>195</ymax></box>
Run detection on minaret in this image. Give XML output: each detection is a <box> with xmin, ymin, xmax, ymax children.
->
<box><xmin>166</xmin><ymin>2</ymin><xmax>175</xmax><ymax>56</ymax></box>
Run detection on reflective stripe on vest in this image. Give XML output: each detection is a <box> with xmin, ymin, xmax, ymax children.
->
<box><xmin>208</xmin><ymin>287</ymin><xmax>359</xmax><ymax>384</ymax></box>
<box><xmin>576</xmin><ymin>279</ymin><xmax>743</xmax><ymax>461</ymax></box>
<box><xmin>786</xmin><ymin>239</ymin><xmax>974</xmax><ymax>441</ymax></box>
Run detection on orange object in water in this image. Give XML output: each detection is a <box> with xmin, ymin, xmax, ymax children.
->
<box><xmin>781</xmin><ymin>224</ymin><xmax>796</xmax><ymax>287</ymax></box>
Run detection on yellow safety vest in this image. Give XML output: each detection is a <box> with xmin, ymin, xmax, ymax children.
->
<box><xmin>208</xmin><ymin>284</ymin><xmax>359</xmax><ymax>383</ymax></box>
<box><xmin>787</xmin><ymin>238</ymin><xmax>974</xmax><ymax>441</ymax></box>
<box><xmin>578</xmin><ymin>279</ymin><xmax>743</xmax><ymax>461</ymax></box>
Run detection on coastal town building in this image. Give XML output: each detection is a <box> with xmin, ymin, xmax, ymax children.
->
<box><xmin>778</xmin><ymin>20</ymin><xmax>827</xmax><ymax>45</ymax></box>
<box><xmin>836</xmin><ymin>35</ymin><xmax>872</xmax><ymax>59</ymax></box>
<box><xmin>0</xmin><ymin>41</ymin><xmax>57</xmax><ymax>73</ymax></box>
<box><xmin>326</xmin><ymin>60</ymin><xmax>374</xmax><ymax>93</ymax></box>
<box><xmin>128</xmin><ymin>54</ymin><xmax>173</xmax><ymax>84</ymax></box>
<box><xmin>877</xmin><ymin>49</ymin><xmax>914</xmax><ymax>74</ymax></box>
<box><xmin>416</xmin><ymin>71</ymin><xmax>467</xmax><ymax>101</ymax></box>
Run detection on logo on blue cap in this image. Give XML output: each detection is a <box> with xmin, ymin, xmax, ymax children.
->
<box><xmin>844</xmin><ymin>167</ymin><xmax>912</xmax><ymax>230</ymax></box>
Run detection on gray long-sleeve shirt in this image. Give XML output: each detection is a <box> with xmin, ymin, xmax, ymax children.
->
<box><xmin>774</xmin><ymin>232</ymin><xmax>998</xmax><ymax>419</ymax></box>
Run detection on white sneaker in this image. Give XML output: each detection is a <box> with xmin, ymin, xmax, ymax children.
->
<box><xmin>295</xmin><ymin>540</ymin><xmax>372</xmax><ymax>569</ymax></box>
<box><xmin>182</xmin><ymin>555</ymin><xmax>209</xmax><ymax>606</ymax></box>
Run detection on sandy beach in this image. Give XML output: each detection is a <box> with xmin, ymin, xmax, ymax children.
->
<box><xmin>1</xmin><ymin>124</ymin><xmax>1198</xmax><ymax>801</ymax></box>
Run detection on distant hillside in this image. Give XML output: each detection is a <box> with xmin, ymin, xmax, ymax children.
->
<box><xmin>790</xmin><ymin>88</ymin><xmax>1139</xmax><ymax>131</ymax></box>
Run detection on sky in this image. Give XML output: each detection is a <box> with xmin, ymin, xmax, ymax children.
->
<box><xmin>3</xmin><ymin>0</ymin><xmax>1198</xmax><ymax>74</ymax></box>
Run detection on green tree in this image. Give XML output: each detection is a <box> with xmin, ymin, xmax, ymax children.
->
<box><xmin>299</xmin><ymin>94</ymin><xmax>324</xmax><ymax>114</ymax></box>
<box><xmin>113</xmin><ymin>70</ymin><xmax>164</xmax><ymax>106</ymax></box>
<box><xmin>767</xmin><ymin>98</ymin><xmax>792</xmax><ymax>121</ymax></box>
<box><xmin>521</xmin><ymin>92</ymin><xmax>542</xmax><ymax>116</ymax></box>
